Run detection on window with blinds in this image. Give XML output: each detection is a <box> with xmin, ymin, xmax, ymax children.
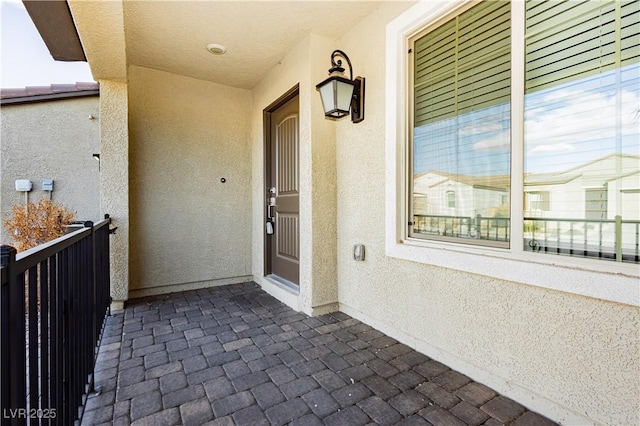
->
<box><xmin>523</xmin><ymin>0</ymin><xmax>640</xmax><ymax>263</ymax></box>
<box><xmin>410</xmin><ymin>1</ymin><xmax>511</xmax><ymax>247</ymax></box>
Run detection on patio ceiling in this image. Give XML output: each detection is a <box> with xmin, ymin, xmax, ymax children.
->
<box><xmin>67</xmin><ymin>0</ymin><xmax>389</xmax><ymax>89</ymax></box>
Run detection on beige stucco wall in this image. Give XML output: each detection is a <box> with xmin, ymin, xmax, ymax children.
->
<box><xmin>329</xmin><ymin>2</ymin><xmax>639</xmax><ymax>426</ymax></box>
<box><xmin>68</xmin><ymin>0</ymin><xmax>128</xmax><ymax>83</ymax></box>
<box><xmin>0</xmin><ymin>97</ymin><xmax>100</xmax><ymax>245</ymax></box>
<box><xmin>250</xmin><ymin>34</ymin><xmax>340</xmax><ymax>316</ymax></box>
<box><xmin>99</xmin><ymin>80</ymin><xmax>129</xmax><ymax>303</ymax></box>
<box><xmin>128</xmin><ymin>66</ymin><xmax>253</xmax><ymax>297</ymax></box>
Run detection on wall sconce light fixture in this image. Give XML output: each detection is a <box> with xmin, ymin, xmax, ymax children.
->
<box><xmin>315</xmin><ymin>50</ymin><xmax>365</xmax><ymax>123</ymax></box>
<box><xmin>92</xmin><ymin>153</ymin><xmax>100</xmax><ymax>161</ymax></box>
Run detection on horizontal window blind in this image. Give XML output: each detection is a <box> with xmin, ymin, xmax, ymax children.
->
<box><xmin>621</xmin><ymin>0</ymin><xmax>640</xmax><ymax>67</ymax></box>
<box><xmin>410</xmin><ymin>1</ymin><xmax>512</xmax><ymax>248</ymax></box>
<box><xmin>414</xmin><ymin>0</ymin><xmax>511</xmax><ymax>127</ymax></box>
<box><xmin>526</xmin><ymin>0</ymin><xmax>640</xmax><ymax>93</ymax></box>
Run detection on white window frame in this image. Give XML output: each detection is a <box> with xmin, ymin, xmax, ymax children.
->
<box><xmin>525</xmin><ymin>191</ymin><xmax>549</xmax><ymax>212</ymax></box>
<box><xmin>385</xmin><ymin>0</ymin><xmax>639</xmax><ymax>307</ymax></box>
<box><xmin>446</xmin><ymin>191</ymin><xmax>456</xmax><ymax>209</ymax></box>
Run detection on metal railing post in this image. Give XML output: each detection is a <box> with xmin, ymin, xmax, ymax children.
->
<box><xmin>0</xmin><ymin>247</ymin><xmax>9</xmax><ymax>423</ymax></box>
<box><xmin>105</xmin><ymin>214</ymin><xmax>112</xmax><ymax>317</ymax></box>
<box><xmin>85</xmin><ymin>221</ymin><xmax>97</xmax><ymax>396</ymax></box>
<box><xmin>615</xmin><ymin>215</ymin><xmax>622</xmax><ymax>262</ymax></box>
<box><xmin>1</xmin><ymin>245</ymin><xmax>25</xmax><ymax>425</ymax></box>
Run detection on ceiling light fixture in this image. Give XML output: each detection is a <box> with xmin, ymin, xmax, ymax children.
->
<box><xmin>316</xmin><ymin>50</ymin><xmax>365</xmax><ymax>123</ymax></box>
<box><xmin>206</xmin><ymin>43</ymin><xmax>227</xmax><ymax>55</ymax></box>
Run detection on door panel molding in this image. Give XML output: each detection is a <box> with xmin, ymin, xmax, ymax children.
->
<box><xmin>277</xmin><ymin>115</ymin><xmax>299</xmax><ymax>194</ymax></box>
<box><xmin>276</xmin><ymin>213</ymin><xmax>299</xmax><ymax>261</ymax></box>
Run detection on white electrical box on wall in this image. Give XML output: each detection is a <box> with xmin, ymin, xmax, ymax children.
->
<box><xmin>42</xmin><ymin>179</ymin><xmax>54</xmax><ymax>191</ymax></box>
<box><xmin>15</xmin><ymin>179</ymin><xmax>33</xmax><ymax>192</ymax></box>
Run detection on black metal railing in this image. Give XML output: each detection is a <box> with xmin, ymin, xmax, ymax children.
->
<box><xmin>1</xmin><ymin>216</ymin><xmax>111</xmax><ymax>425</ymax></box>
<box><xmin>412</xmin><ymin>214</ymin><xmax>639</xmax><ymax>263</ymax></box>
<box><xmin>412</xmin><ymin>214</ymin><xmax>510</xmax><ymax>242</ymax></box>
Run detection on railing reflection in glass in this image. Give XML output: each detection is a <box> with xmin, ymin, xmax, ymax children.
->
<box><xmin>412</xmin><ymin>214</ymin><xmax>640</xmax><ymax>264</ymax></box>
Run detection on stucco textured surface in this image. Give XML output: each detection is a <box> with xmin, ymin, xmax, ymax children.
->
<box><xmin>69</xmin><ymin>0</ymin><xmax>127</xmax><ymax>83</ymax></box>
<box><xmin>332</xmin><ymin>3</ymin><xmax>639</xmax><ymax>425</ymax></box>
<box><xmin>128</xmin><ymin>66</ymin><xmax>252</xmax><ymax>297</ymax></box>
<box><xmin>308</xmin><ymin>34</ymin><xmax>340</xmax><ymax>313</ymax></box>
<box><xmin>99</xmin><ymin>81</ymin><xmax>129</xmax><ymax>302</ymax></box>
<box><xmin>0</xmin><ymin>97</ymin><xmax>100</xmax><ymax>245</ymax></box>
<box><xmin>122</xmin><ymin>1</ymin><xmax>384</xmax><ymax>89</ymax></box>
<box><xmin>251</xmin><ymin>35</ymin><xmax>339</xmax><ymax>316</ymax></box>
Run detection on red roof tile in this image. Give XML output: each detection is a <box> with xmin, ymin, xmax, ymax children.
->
<box><xmin>0</xmin><ymin>82</ymin><xmax>99</xmax><ymax>102</ymax></box>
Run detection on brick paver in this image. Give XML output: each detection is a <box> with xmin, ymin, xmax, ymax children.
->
<box><xmin>81</xmin><ymin>282</ymin><xmax>556</xmax><ymax>425</ymax></box>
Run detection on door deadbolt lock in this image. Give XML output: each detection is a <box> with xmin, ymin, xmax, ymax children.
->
<box><xmin>267</xmin><ymin>186</ymin><xmax>277</xmax><ymax>220</ymax></box>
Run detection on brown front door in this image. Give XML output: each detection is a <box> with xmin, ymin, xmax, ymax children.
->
<box><xmin>266</xmin><ymin>92</ymin><xmax>299</xmax><ymax>286</ymax></box>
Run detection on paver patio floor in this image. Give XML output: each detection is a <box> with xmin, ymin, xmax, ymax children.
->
<box><xmin>82</xmin><ymin>282</ymin><xmax>556</xmax><ymax>426</ymax></box>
